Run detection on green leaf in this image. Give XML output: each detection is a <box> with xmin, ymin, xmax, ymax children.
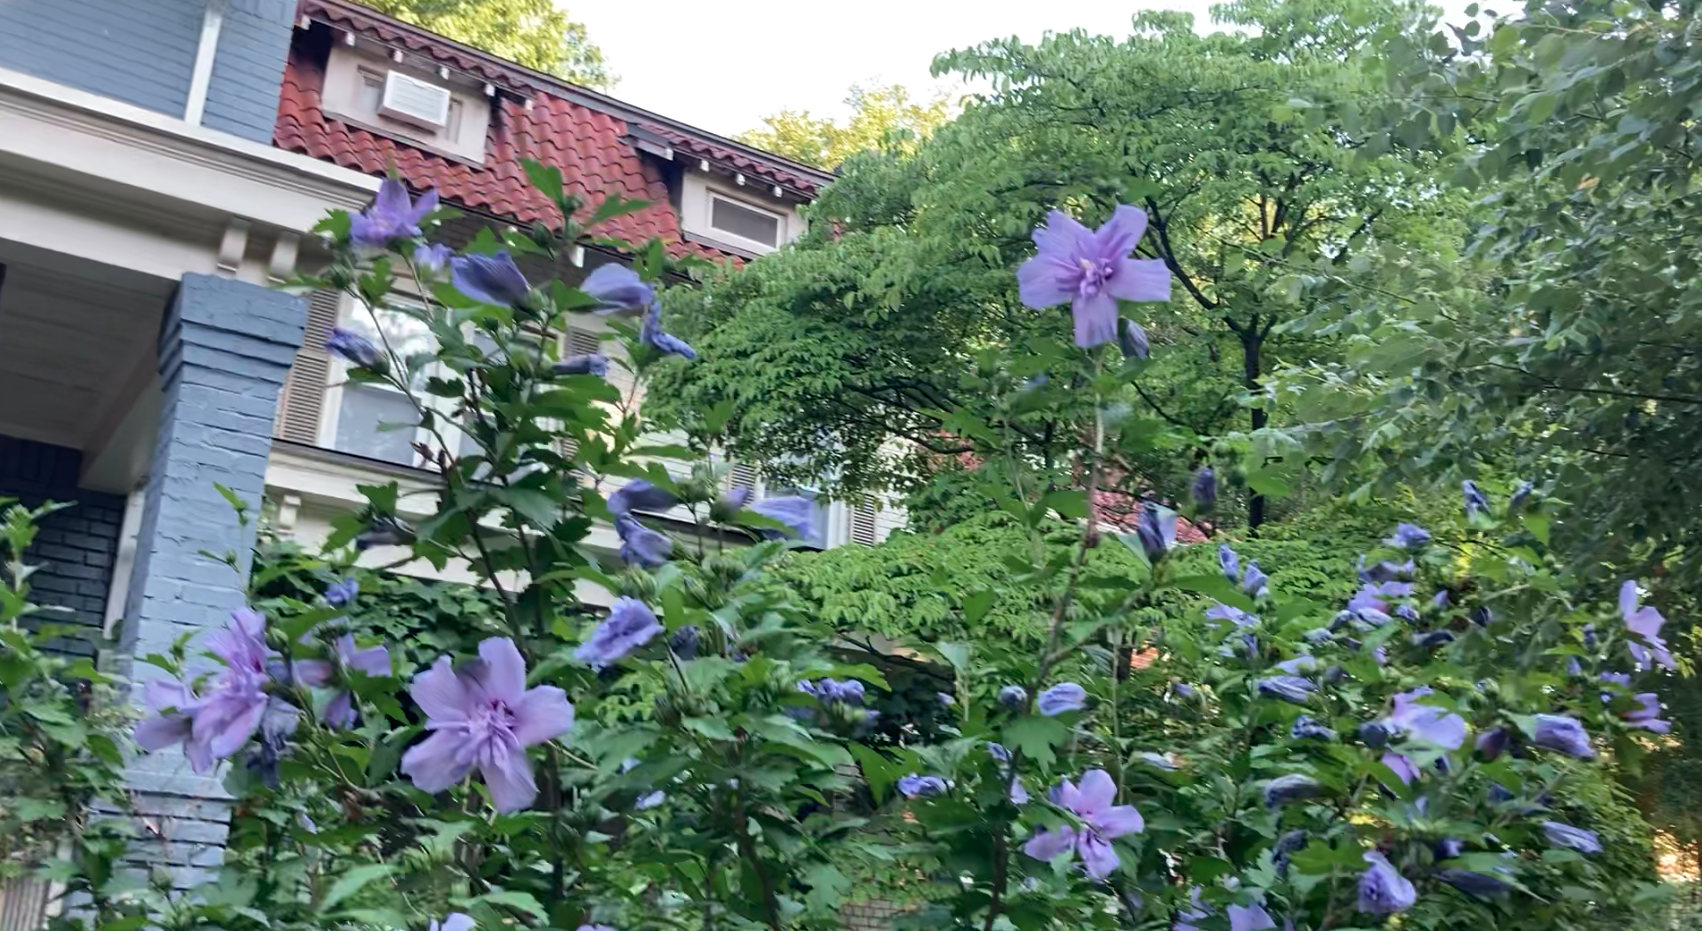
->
<box><xmin>1039</xmin><ymin>489</ymin><xmax>1088</xmax><ymax>521</ymax></box>
<box><xmin>683</xmin><ymin>716</ymin><xmax>736</xmax><ymax>741</ymax></box>
<box><xmin>474</xmin><ymin>890</ymin><xmax>548</xmax><ymax>920</ymax></box>
<box><xmin>499</xmin><ymin>487</ymin><xmax>561</xmax><ymax>529</ymax></box>
<box><xmin>962</xmin><ymin>590</ymin><xmax>996</xmax><ymax>624</ymax></box>
<box><xmin>320</xmin><ymin>864</ymin><xmax>394</xmax><ymax>912</ymax></box>
<box><xmin>1166</xmin><ymin>574</ymin><xmax>1256</xmax><ymax>613</ymax></box>
<box><xmin>521</xmin><ymin>159</ymin><xmax>565</xmax><ymax>203</ymax></box>
<box><xmin>847</xmin><ymin>743</ymin><xmax>895</xmax><ymax>801</ymax></box>
<box><xmin>586</xmin><ymin>194</ymin><xmax>649</xmax><ymax>228</ymax></box>
<box><xmin>1000</xmin><ymin>716</ymin><xmax>1069</xmax><ymax>768</ymax></box>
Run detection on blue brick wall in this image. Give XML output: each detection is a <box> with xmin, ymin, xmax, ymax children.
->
<box><xmin>0</xmin><ymin>437</ymin><xmax>123</xmax><ymax>657</ymax></box>
<box><xmin>0</xmin><ymin>0</ymin><xmax>203</xmax><ymax>118</ymax></box>
<box><xmin>201</xmin><ymin>0</ymin><xmax>295</xmax><ymax>143</ymax></box>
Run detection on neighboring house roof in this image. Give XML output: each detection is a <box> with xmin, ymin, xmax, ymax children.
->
<box><xmin>276</xmin><ymin>0</ymin><xmax>832</xmax><ymax>260</ymax></box>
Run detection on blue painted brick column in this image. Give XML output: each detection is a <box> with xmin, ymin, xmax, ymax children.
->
<box><xmin>116</xmin><ymin>273</ymin><xmax>305</xmax><ymax>886</ymax></box>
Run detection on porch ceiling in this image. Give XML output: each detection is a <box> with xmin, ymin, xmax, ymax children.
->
<box><xmin>0</xmin><ymin>241</ymin><xmax>169</xmax><ymax>452</ymax></box>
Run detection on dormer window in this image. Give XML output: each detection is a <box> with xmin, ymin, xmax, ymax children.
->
<box><xmin>678</xmin><ymin>168</ymin><xmax>804</xmax><ymax>256</ymax></box>
<box><xmin>324</xmin><ymin>45</ymin><xmax>489</xmax><ymax>164</ymax></box>
<box><xmin>709</xmin><ymin>194</ymin><xmax>782</xmax><ymax>249</ymax></box>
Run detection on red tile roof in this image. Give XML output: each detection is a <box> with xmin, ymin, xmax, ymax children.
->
<box><xmin>278</xmin><ymin>0</ymin><xmax>833</xmax><ymax>261</ymax></box>
<box><xmin>646</xmin><ymin>124</ymin><xmax>826</xmax><ymax>199</ymax></box>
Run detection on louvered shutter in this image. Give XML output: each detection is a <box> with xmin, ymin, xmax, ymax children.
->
<box><xmin>555</xmin><ymin>325</ymin><xmax>604</xmax><ymax>464</ymax></box>
<box><xmin>274</xmin><ymin>289</ymin><xmax>341</xmax><ymax>443</ymax></box>
<box><xmin>849</xmin><ymin>503</ymin><xmax>879</xmax><ymax>545</ymax></box>
<box><xmin>565</xmin><ymin>325</ymin><xmax>602</xmax><ymax>357</ymax></box>
<box><xmin>727</xmin><ymin>462</ymin><xmax>759</xmax><ymax>492</ymax></box>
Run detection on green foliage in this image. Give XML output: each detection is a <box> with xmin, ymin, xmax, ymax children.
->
<box><xmin>737</xmin><ymin>83</ymin><xmax>953</xmax><ymax>170</ymax></box>
<box><xmin>351</xmin><ymin>0</ymin><xmax>612</xmax><ymax>88</ymax></box>
<box><xmin>0</xmin><ymin>501</ymin><xmax>127</xmax><ymax>885</ymax></box>
<box><xmin>654</xmin><ymin>0</ymin><xmax>1465</xmax><ymax>534</ymax></box>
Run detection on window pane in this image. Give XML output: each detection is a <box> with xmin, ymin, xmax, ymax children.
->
<box><xmin>710</xmin><ymin>197</ymin><xmax>781</xmax><ymax>247</ymax></box>
<box><xmin>343</xmin><ymin>306</ymin><xmax>436</xmax><ymax>390</ymax></box>
<box><xmin>335</xmin><ymin>385</ymin><xmax>420</xmax><ymax>465</ymax></box>
<box><xmin>358</xmin><ymin>71</ymin><xmax>384</xmax><ymax>113</ymax></box>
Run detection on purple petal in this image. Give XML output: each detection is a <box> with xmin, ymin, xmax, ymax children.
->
<box><xmin>1032</xmin><ymin>209</ymin><xmax>1094</xmax><ymax>256</ymax></box>
<box><xmin>134</xmin><ymin>712</ymin><xmax>193</xmax><ymax>752</ymax></box>
<box><xmin>1619</xmin><ymin>579</ymin><xmax>1639</xmax><ymax>619</ymax></box>
<box><xmin>511</xmin><ymin>686</ymin><xmax>575</xmax><ymax>746</ymax></box>
<box><xmin>1382</xmin><ymin>752</ymin><xmax>1419</xmax><ymax>785</ymax></box>
<box><xmin>1022</xmin><ymin>826</ymin><xmax>1077</xmax><ymax>863</ymax></box>
<box><xmin>474</xmin><ymin>638</ymin><xmax>527</xmax><ymax>706</ymax></box>
<box><xmin>1072</xmin><ymin>769</ymin><xmax>1118</xmax><ymax>816</ymax></box>
<box><xmin>1228</xmin><ymin>903</ymin><xmax>1277</xmax><ymax>931</ymax></box>
<box><xmin>293</xmin><ymin>659</ymin><xmax>334</xmax><ymax>688</ymax></box>
<box><xmin>407</xmin><ymin>189</ymin><xmax>440</xmax><ymax>225</ymax></box>
<box><xmin>440</xmin><ymin>915</ymin><xmax>475</xmax><ymax>931</ymax></box>
<box><xmin>401</xmin><ymin>730</ymin><xmax>476</xmax><ymax>793</ymax></box>
<box><xmin>1106</xmin><ymin>257</ymin><xmax>1171</xmax><ymax>303</ymax></box>
<box><xmin>1017</xmin><ymin>253</ymin><xmax>1077</xmax><ymax>309</ymax></box>
<box><xmin>1077</xmin><ymin>830</ymin><xmax>1120</xmax><ymax>880</ymax></box>
<box><xmin>193</xmin><ymin>690</ymin><xmax>267</xmax><ymax>760</ymax></box>
<box><xmin>345</xmin><ymin>640</ymin><xmax>392</xmax><ymax>676</ymax></box>
<box><xmin>1088</xmin><ymin>804</ymin><xmax>1144</xmax><ymax>839</ymax></box>
<box><xmin>1093</xmin><ymin>204</ymin><xmax>1149</xmax><ymax>257</ymax></box>
<box><xmin>1071</xmin><ymin>291</ymin><xmax>1120</xmax><ymax>348</ymax></box>
<box><xmin>322</xmin><ymin>691</ymin><xmax>357</xmax><ymax>729</ymax></box>
<box><xmin>411</xmin><ymin>656</ymin><xmax>472</xmax><ymax>723</ymax></box>
<box><xmin>481</xmin><ymin>744</ymin><xmax>539</xmax><ymax>813</ymax></box>
<box><xmin>374</xmin><ymin>178</ymin><xmax>410</xmax><ymax>219</ymax></box>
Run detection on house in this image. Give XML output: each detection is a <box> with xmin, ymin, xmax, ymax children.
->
<box><xmin>0</xmin><ymin>0</ymin><xmax>900</xmax><ymax>901</ymax></box>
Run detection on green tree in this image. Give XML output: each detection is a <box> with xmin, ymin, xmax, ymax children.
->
<box><xmin>738</xmin><ymin>83</ymin><xmax>951</xmax><ymax>170</ymax></box>
<box><xmin>658</xmin><ymin>1</ymin><xmax>1458</xmax><ymax>530</ymax></box>
<box><xmin>353</xmin><ymin>0</ymin><xmax>613</xmax><ymax>89</ymax></box>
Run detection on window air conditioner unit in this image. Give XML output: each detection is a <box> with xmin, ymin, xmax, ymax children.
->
<box><xmin>379</xmin><ymin>71</ymin><xmax>451</xmax><ymax>129</ymax></box>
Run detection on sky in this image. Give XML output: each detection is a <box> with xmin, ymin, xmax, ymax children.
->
<box><xmin>572</xmin><ymin>0</ymin><xmax>1481</xmax><ymax>141</ymax></box>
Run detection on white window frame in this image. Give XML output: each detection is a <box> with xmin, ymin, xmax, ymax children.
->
<box><xmin>706</xmin><ymin>192</ymin><xmax>786</xmax><ymax>252</ymax></box>
<box><xmin>318</xmin><ymin>294</ymin><xmax>463</xmax><ymax>468</ymax></box>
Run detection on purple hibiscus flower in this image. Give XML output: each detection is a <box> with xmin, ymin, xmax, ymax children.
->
<box><xmin>325</xmin><ymin>577</ymin><xmax>359</xmax><ymax>608</ymax></box>
<box><xmin>1385</xmin><ymin>522</ymin><xmax>1432</xmax><ymax>549</ymax></box>
<box><xmin>553</xmin><ymin>354</ymin><xmax>609</xmax><ymax>377</ymax></box>
<box><xmin>897</xmin><ymin>774</ymin><xmax>951</xmax><ymax>799</ymax></box>
<box><xmin>399</xmin><ymin>637</ymin><xmax>575</xmax><ymax>813</ymax></box>
<box><xmin>310</xmin><ymin>634</ymin><xmax>391</xmax><ymax>729</ymax></box>
<box><xmin>326</xmin><ymin>327</ymin><xmax>383</xmax><ymax>370</ymax></box>
<box><xmin>1622</xmin><ymin>692</ymin><xmax>1671</xmax><ymax>733</ymax></box>
<box><xmin>1016</xmin><ymin>205</ymin><xmax>1171</xmax><ymax>348</ymax></box>
<box><xmin>580</xmin><ymin>263</ymin><xmax>654</xmax><ymax>314</ymax></box>
<box><xmin>1532</xmin><ymin>713</ymin><xmax>1595</xmax><ymax>759</ymax></box>
<box><xmin>607</xmin><ymin>479</ymin><xmax>678</xmax><ymax>517</ymax></box>
<box><xmin>414</xmin><ymin>242</ymin><xmax>453</xmax><ymax>274</ymax></box>
<box><xmin>1136</xmin><ymin>501</ymin><xmax>1178</xmax><ymax>564</ymax></box>
<box><xmin>134</xmin><ymin>677</ymin><xmax>209</xmax><ymax>771</ymax></box>
<box><xmin>640</xmin><ymin>300</ymin><xmax>696</xmax><ymax>360</ymax></box>
<box><xmin>452</xmin><ymin>251</ymin><xmax>532</xmax><ymax>307</ymax></box>
<box><xmin>1541</xmin><ymin>821</ymin><xmax>1602</xmax><ymax>855</ymax></box>
<box><xmin>614</xmin><ymin>514</ymin><xmax>673</xmax><ymax>568</ymax></box>
<box><xmin>1226</xmin><ymin>902</ymin><xmax>1277</xmax><ymax>931</ymax></box>
<box><xmin>1206</xmin><ymin>602</ymin><xmax>1259</xmax><ymax>629</ymax></box>
<box><xmin>1022</xmin><ymin>769</ymin><xmax>1144</xmax><ymax>880</ymax></box>
<box><xmin>751</xmin><ymin>495</ymin><xmax>816</xmax><ymax>539</ymax></box>
<box><xmin>1357</xmin><ymin>851</ymin><xmax>1417</xmax><ymax>914</ymax></box>
<box><xmin>1462</xmin><ymin>480</ymin><xmax>1490</xmax><ymax>519</ymax></box>
<box><xmin>1381</xmin><ymin>752</ymin><xmax>1421</xmax><ymax>786</ymax></box>
<box><xmin>574</xmin><ymin>598</ymin><xmax>664</xmax><ymax>669</ymax></box>
<box><xmin>1219</xmin><ymin>544</ymin><xmax>1241</xmax><ymax>583</ymax></box>
<box><xmin>350</xmin><ymin>178</ymin><xmax>438</xmax><ymax>247</ymax></box>
<box><xmin>429</xmin><ymin>914</ymin><xmax>474</xmax><ymax>931</ymax></box>
<box><xmin>1192</xmin><ymin>466</ymin><xmax>1216</xmax><ymax>511</ymax></box>
<box><xmin>1385</xmin><ymin>687</ymin><xmax>1467</xmax><ymax>749</ymax></box>
<box><xmin>1620</xmin><ymin>580</ymin><xmax>1676</xmax><ymax>671</ymax></box>
<box><xmin>183</xmin><ymin>608</ymin><xmax>275</xmax><ymax>771</ymax></box>
<box><xmin>1038</xmin><ymin>682</ymin><xmax>1087</xmax><ymax>716</ymax></box>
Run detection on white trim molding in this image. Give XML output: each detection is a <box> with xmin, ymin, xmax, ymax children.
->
<box><xmin>184</xmin><ymin>0</ymin><xmax>227</xmax><ymax>126</ymax></box>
